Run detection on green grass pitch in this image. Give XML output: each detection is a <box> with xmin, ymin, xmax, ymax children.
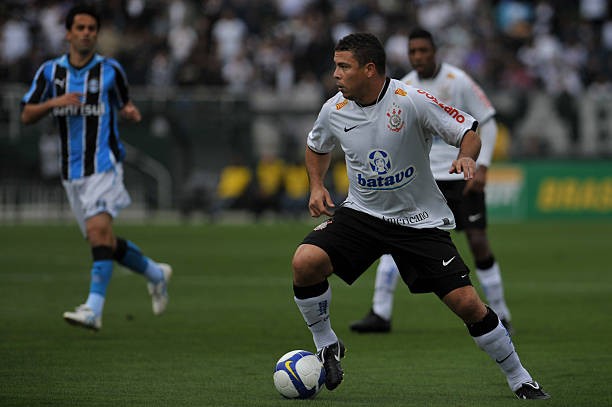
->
<box><xmin>0</xmin><ymin>219</ymin><xmax>610</xmax><ymax>406</ymax></box>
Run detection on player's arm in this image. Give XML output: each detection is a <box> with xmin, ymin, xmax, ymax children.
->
<box><xmin>120</xmin><ymin>100</ymin><xmax>141</xmax><ymax>123</ymax></box>
<box><xmin>466</xmin><ymin>118</ymin><xmax>497</xmax><ymax>193</ymax></box>
<box><xmin>305</xmin><ymin>147</ymin><xmax>335</xmax><ymax>217</ymax></box>
<box><xmin>21</xmin><ymin>93</ymin><xmax>83</xmax><ymax>125</ymax></box>
<box><xmin>449</xmin><ymin>129</ymin><xmax>481</xmax><ymax>180</ymax></box>
<box><xmin>108</xmin><ymin>59</ymin><xmax>141</xmax><ymax>123</ymax></box>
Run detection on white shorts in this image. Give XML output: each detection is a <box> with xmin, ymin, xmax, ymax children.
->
<box><xmin>62</xmin><ymin>164</ymin><xmax>131</xmax><ymax>236</ymax></box>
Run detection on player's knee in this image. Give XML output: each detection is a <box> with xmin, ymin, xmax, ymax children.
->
<box><xmin>85</xmin><ymin>213</ymin><xmax>113</xmax><ymax>245</ymax></box>
<box><xmin>292</xmin><ymin>244</ymin><xmax>331</xmax><ymax>286</ymax></box>
<box><xmin>86</xmin><ymin>226</ymin><xmax>112</xmax><ymax>245</ymax></box>
<box><xmin>443</xmin><ymin>286</ymin><xmax>487</xmax><ymax>323</ymax></box>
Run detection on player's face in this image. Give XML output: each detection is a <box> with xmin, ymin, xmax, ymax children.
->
<box><xmin>66</xmin><ymin>14</ymin><xmax>98</xmax><ymax>56</ymax></box>
<box><xmin>333</xmin><ymin>50</ymin><xmax>370</xmax><ymax>102</ymax></box>
<box><xmin>408</xmin><ymin>38</ymin><xmax>436</xmax><ymax>78</ymax></box>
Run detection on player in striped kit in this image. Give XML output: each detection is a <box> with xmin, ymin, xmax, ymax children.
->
<box><xmin>20</xmin><ymin>5</ymin><xmax>172</xmax><ymax>331</ymax></box>
<box><xmin>291</xmin><ymin>32</ymin><xmax>549</xmax><ymax>399</ymax></box>
<box><xmin>351</xmin><ymin>28</ymin><xmax>513</xmax><ymax>335</ymax></box>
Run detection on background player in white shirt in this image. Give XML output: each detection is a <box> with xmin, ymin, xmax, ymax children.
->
<box><xmin>350</xmin><ymin>28</ymin><xmax>513</xmax><ymax>335</ymax></box>
<box><xmin>291</xmin><ymin>32</ymin><xmax>549</xmax><ymax>400</ymax></box>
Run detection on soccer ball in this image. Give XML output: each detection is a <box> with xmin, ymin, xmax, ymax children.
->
<box><xmin>273</xmin><ymin>350</ymin><xmax>326</xmax><ymax>399</ymax></box>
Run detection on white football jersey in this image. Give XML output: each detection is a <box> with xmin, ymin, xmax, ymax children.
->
<box><xmin>402</xmin><ymin>63</ymin><xmax>495</xmax><ymax>180</ymax></box>
<box><xmin>307</xmin><ymin>78</ymin><xmax>477</xmax><ymax>229</ymax></box>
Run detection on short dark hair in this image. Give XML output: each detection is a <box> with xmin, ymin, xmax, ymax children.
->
<box><xmin>65</xmin><ymin>4</ymin><xmax>101</xmax><ymax>30</ymax></box>
<box><xmin>335</xmin><ymin>33</ymin><xmax>386</xmax><ymax>75</ymax></box>
<box><xmin>408</xmin><ymin>28</ymin><xmax>436</xmax><ymax>49</ymax></box>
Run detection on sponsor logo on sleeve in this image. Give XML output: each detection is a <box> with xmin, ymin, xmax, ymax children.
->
<box><xmin>416</xmin><ymin>89</ymin><xmax>465</xmax><ymax>123</ymax></box>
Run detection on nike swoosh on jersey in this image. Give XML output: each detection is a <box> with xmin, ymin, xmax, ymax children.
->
<box><xmin>343</xmin><ymin>125</ymin><xmax>358</xmax><ymax>132</ymax></box>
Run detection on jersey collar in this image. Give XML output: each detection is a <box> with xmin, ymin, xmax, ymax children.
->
<box><xmin>355</xmin><ymin>77</ymin><xmax>390</xmax><ymax>107</ymax></box>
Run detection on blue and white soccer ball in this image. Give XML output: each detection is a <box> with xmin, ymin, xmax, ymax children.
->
<box><xmin>273</xmin><ymin>350</ymin><xmax>326</xmax><ymax>399</ymax></box>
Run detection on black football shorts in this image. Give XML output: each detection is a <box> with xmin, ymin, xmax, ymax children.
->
<box><xmin>436</xmin><ymin>180</ymin><xmax>487</xmax><ymax>231</ymax></box>
<box><xmin>301</xmin><ymin>207</ymin><xmax>472</xmax><ymax>298</ymax></box>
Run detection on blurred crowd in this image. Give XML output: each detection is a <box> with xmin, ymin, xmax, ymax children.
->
<box><xmin>1</xmin><ymin>0</ymin><xmax>611</xmax><ymax>218</ymax></box>
<box><xmin>2</xmin><ymin>0</ymin><xmax>612</xmax><ymax>165</ymax></box>
<box><xmin>1</xmin><ymin>0</ymin><xmax>611</xmax><ymax>98</ymax></box>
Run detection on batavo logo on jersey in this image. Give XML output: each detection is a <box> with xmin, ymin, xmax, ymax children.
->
<box><xmin>53</xmin><ymin>103</ymin><xmax>106</xmax><ymax>117</ymax></box>
<box><xmin>357</xmin><ymin>149</ymin><xmax>416</xmax><ymax>190</ymax></box>
<box><xmin>416</xmin><ymin>89</ymin><xmax>465</xmax><ymax>123</ymax></box>
<box><xmin>386</xmin><ymin>102</ymin><xmax>404</xmax><ymax>132</ymax></box>
<box><xmin>336</xmin><ymin>100</ymin><xmax>348</xmax><ymax>110</ymax></box>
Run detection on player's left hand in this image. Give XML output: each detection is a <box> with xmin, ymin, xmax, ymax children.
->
<box><xmin>449</xmin><ymin>157</ymin><xmax>476</xmax><ymax>180</ymax></box>
<box><xmin>120</xmin><ymin>102</ymin><xmax>142</xmax><ymax>122</ymax></box>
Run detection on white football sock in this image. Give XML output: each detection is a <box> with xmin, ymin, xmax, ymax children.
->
<box><xmin>294</xmin><ymin>286</ymin><xmax>337</xmax><ymax>351</ymax></box>
<box><xmin>372</xmin><ymin>254</ymin><xmax>400</xmax><ymax>320</ymax></box>
<box><xmin>473</xmin><ymin>320</ymin><xmax>532</xmax><ymax>391</ymax></box>
<box><xmin>85</xmin><ymin>292</ymin><xmax>105</xmax><ymax>316</ymax></box>
<box><xmin>476</xmin><ymin>262</ymin><xmax>511</xmax><ymax>321</ymax></box>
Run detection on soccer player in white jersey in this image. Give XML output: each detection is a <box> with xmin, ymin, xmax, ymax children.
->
<box><xmin>291</xmin><ymin>32</ymin><xmax>549</xmax><ymax>400</ymax></box>
<box><xmin>21</xmin><ymin>5</ymin><xmax>172</xmax><ymax>331</ymax></box>
<box><xmin>350</xmin><ymin>28</ymin><xmax>513</xmax><ymax>335</ymax></box>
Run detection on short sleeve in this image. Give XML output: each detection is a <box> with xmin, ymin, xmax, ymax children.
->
<box><xmin>306</xmin><ymin>101</ymin><xmax>336</xmax><ymax>153</ymax></box>
<box><xmin>410</xmin><ymin>88</ymin><xmax>478</xmax><ymax>147</ymax></box>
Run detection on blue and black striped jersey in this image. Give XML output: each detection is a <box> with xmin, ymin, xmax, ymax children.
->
<box><xmin>22</xmin><ymin>53</ymin><xmax>131</xmax><ymax>180</ymax></box>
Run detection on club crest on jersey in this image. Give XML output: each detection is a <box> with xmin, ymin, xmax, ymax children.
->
<box><xmin>88</xmin><ymin>79</ymin><xmax>100</xmax><ymax>94</ymax></box>
<box><xmin>386</xmin><ymin>102</ymin><xmax>404</xmax><ymax>132</ymax></box>
<box><xmin>357</xmin><ymin>149</ymin><xmax>416</xmax><ymax>190</ymax></box>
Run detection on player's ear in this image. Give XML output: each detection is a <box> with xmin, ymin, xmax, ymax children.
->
<box><xmin>364</xmin><ymin>62</ymin><xmax>377</xmax><ymax>78</ymax></box>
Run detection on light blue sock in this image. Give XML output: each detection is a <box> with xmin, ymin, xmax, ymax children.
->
<box><xmin>117</xmin><ymin>240</ymin><xmax>163</xmax><ymax>283</ymax></box>
<box><xmin>85</xmin><ymin>293</ymin><xmax>105</xmax><ymax>316</ymax></box>
<box><xmin>85</xmin><ymin>259</ymin><xmax>113</xmax><ymax>316</ymax></box>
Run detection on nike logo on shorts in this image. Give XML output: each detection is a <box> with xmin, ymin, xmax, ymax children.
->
<box><xmin>442</xmin><ymin>256</ymin><xmax>456</xmax><ymax>266</ymax></box>
<box><xmin>467</xmin><ymin>213</ymin><xmax>482</xmax><ymax>222</ymax></box>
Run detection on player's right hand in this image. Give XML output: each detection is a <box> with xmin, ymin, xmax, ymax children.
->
<box><xmin>54</xmin><ymin>92</ymin><xmax>83</xmax><ymax>107</ymax></box>
<box><xmin>308</xmin><ymin>186</ymin><xmax>335</xmax><ymax>218</ymax></box>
